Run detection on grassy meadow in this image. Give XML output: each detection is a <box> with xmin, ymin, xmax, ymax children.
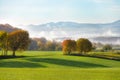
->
<box><xmin>0</xmin><ymin>51</ymin><xmax>120</xmax><ymax>80</ymax></box>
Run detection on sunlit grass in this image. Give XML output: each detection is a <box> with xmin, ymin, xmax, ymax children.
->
<box><xmin>0</xmin><ymin>51</ymin><xmax>120</xmax><ymax>80</ymax></box>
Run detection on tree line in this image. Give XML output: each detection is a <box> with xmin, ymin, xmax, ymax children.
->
<box><xmin>0</xmin><ymin>30</ymin><xmax>30</xmax><ymax>56</ymax></box>
<box><xmin>29</xmin><ymin>37</ymin><xmax>62</xmax><ymax>51</ymax></box>
<box><xmin>62</xmin><ymin>38</ymin><xmax>115</xmax><ymax>55</ymax></box>
<box><xmin>0</xmin><ymin>30</ymin><xmax>114</xmax><ymax>57</ymax></box>
<box><xmin>0</xmin><ymin>30</ymin><xmax>63</xmax><ymax>56</ymax></box>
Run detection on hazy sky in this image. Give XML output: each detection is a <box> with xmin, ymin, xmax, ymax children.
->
<box><xmin>0</xmin><ymin>0</ymin><xmax>120</xmax><ymax>25</ymax></box>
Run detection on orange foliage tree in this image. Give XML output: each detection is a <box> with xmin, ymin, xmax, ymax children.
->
<box><xmin>62</xmin><ymin>39</ymin><xmax>76</xmax><ymax>55</ymax></box>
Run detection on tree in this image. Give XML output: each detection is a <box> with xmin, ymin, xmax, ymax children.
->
<box><xmin>8</xmin><ymin>30</ymin><xmax>30</xmax><ymax>56</ymax></box>
<box><xmin>0</xmin><ymin>31</ymin><xmax>8</xmax><ymax>56</ymax></box>
<box><xmin>77</xmin><ymin>38</ymin><xmax>92</xmax><ymax>54</ymax></box>
<box><xmin>28</xmin><ymin>39</ymin><xmax>39</xmax><ymax>50</ymax></box>
<box><xmin>39</xmin><ymin>37</ymin><xmax>47</xmax><ymax>44</ymax></box>
<box><xmin>102</xmin><ymin>44</ymin><xmax>112</xmax><ymax>51</ymax></box>
<box><xmin>29</xmin><ymin>38</ymin><xmax>62</xmax><ymax>51</ymax></box>
<box><xmin>62</xmin><ymin>39</ymin><xmax>76</xmax><ymax>55</ymax></box>
<box><xmin>46</xmin><ymin>41</ymin><xmax>56</xmax><ymax>51</ymax></box>
<box><xmin>37</xmin><ymin>37</ymin><xmax>47</xmax><ymax>50</ymax></box>
<box><xmin>55</xmin><ymin>42</ymin><xmax>62</xmax><ymax>51</ymax></box>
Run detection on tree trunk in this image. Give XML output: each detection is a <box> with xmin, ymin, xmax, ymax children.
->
<box><xmin>68</xmin><ymin>50</ymin><xmax>71</xmax><ymax>55</ymax></box>
<box><xmin>4</xmin><ymin>49</ymin><xmax>8</xmax><ymax>56</ymax></box>
<box><xmin>1</xmin><ymin>49</ymin><xmax>3</xmax><ymax>56</ymax></box>
<box><xmin>13</xmin><ymin>51</ymin><xmax>16</xmax><ymax>56</ymax></box>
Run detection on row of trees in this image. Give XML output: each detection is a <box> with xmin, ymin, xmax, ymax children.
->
<box><xmin>0</xmin><ymin>30</ymin><xmax>114</xmax><ymax>56</ymax></box>
<box><xmin>92</xmin><ymin>42</ymin><xmax>113</xmax><ymax>52</ymax></box>
<box><xmin>29</xmin><ymin>37</ymin><xmax>62</xmax><ymax>51</ymax></box>
<box><xmin>0</xmin><ymin>30</ymin><xmax>30</xmax><ymax>56</ymax></box>
<box><xmin>29</xmin><ymin>38</ymin><xmax>113</xmax><ymax>52</ymax></box>
<box><xmin>62</xmin><ymin>38</ymin><xmax>92</xmax><ymax>55</ymax></box>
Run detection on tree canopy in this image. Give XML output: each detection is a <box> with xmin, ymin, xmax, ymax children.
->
<box><xmin>8</xmin><ymin>30</ymin><xmax>30</xmax><ymax>56</ymax></box>
<box><xmin>76</xmin><ymin>38</ymin><xmax>92</xmax><ymax>54</ymax></box>
<box><xmin>0</xmin><ymin>31</ymin><xmax>8</xmax><ymax>55</ymax></box>
<box><xmin>102</xmin><ymin>44</ymin><xmax>112</xmax><ymax>51</ymax></box>
<box><xmin>62</xmin><ymin>39</ymin><xmax>76</xmax><ymax>55</ymax></box>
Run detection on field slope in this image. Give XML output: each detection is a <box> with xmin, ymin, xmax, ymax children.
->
<box><xmin>0</xmin><ymin>51</ymin><xmax>120</xmax><ymax>80</ymax></box>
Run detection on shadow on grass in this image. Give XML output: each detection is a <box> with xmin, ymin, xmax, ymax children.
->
<box><xmin>0</xmin><ymin>56</ymin><xmax>27</xmax><ymax>60</ymax></box>
<box><xmin>69</xmin><ymin>54</ymin><xmax>120</xmax><ymax>61</ymax></box>
<box><xmin>0</xmin><ymin>61</ymin><xmax>46</xmax><ymax>68</ymax></box>
<box><xmin>26</xmin><ymin>58</ymin><xmax>108</xmax><ymax>68</ymax></box>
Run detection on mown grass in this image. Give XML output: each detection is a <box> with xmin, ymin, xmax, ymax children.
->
<box><xmin>0</xmin><ymin>51</ymin><xmax>120</xmax><ymax>80</ymax></box>
<box><xmin>0</xmin><ymin>68</ymin><xmax>120</xmax><ymax>80</ymax></box>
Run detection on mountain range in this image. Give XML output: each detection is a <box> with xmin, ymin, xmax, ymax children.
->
<box><xmin>0</xmin><ymin>20</ymin><xmax>120</xmax><ymax>44</ymax></box>
<box><xmin>17</xmin><ymin>20</ymin><xmax>120</xmax><ymax>44</ymax></box>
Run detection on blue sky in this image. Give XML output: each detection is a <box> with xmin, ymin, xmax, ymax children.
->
<box><xmin>0</xmin><ymin>0</ymin><xmax>120</xmax><ymax>25</ymax></box>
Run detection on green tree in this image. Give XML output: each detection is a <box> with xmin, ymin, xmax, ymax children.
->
<box><xmin>8</xmin><ymin>30</ymin><xmax>30</xmax><ymax>56</ymax></box>
<box><xmin>46</xmin><ymin>41</ymin><xmax>56</xmax><ymax>51</ymax></box>
<box><xmin>102</xmin><ymin>44</ymin><xmax>112</xmax><ymax>51</ymax></box>
<box><xmin>55</xmin><ymin>42</ymin><xmax>62</xmax><ymax>51</ymax></box>
<box><xmin>62</xmin><ymin>39</ymin><xmax>76</xmax><ymax>55</ymax></box>
<box><xmin>0</xmin><ymin>31</ymin><xmax>8</xmax><ymax>56</ymax></box>
<box><xmin>77</xmin><ymin>38</ymin><xmax>92</xmax><ymax>54</ymax></box>
<box><xmin>37</xmin><ymin>37</ymin><xmax>47</xmax><ymax>50</ymax></box>
<box><xmin>28</xmin><ymin>39</ymin><xmax>39</xmax><ymax>50</ymax></box>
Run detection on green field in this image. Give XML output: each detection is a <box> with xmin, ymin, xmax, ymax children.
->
<box><xmin>0</xmin><ymin>51</ymin><xmax>120</xmax><ymax>80</ymax></box>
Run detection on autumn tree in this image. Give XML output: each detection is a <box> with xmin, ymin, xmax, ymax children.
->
<box><xmin>0</xmin><ymin>31</ymin><xmax>8</xmax><ymax>56</ymax></box>
<box><xmin>8</xmin><ymin>30</ymin><xmax>30</xmax><ymax>56</ymax></box>
<box><xmin>62</xmin><ymin>39</ymin><xmax>76</xmax><ymax>55</ymax></box>
<box><xmin>77</xmin><ymin>38</ymin><xmax>92</xmax><ymax>54</ymax></box>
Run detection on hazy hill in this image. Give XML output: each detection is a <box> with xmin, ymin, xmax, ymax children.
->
<box><xmin>90</xmin><ymin>37</ymin><xmax>120</xmax><ymax>45</ymax></box>
<box><xmin>23</xmin><ymin>20</ymin><xmax>120</xmax><ymax>39</ymax></box>
<box><xmin>1</xmin><ymin>20</ymin><xmax>120</xmax><ymax>45</ymax></box>
<box><xmin>0</xmin><ymin>24</ymin><xmax>20</xmax><ymax>32</ymax></box>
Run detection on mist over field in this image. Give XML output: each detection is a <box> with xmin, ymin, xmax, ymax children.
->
<box><xmin>17</xmin><ymin>20</ymin><xmax>120</xmax><ymax>44</ymax></box>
